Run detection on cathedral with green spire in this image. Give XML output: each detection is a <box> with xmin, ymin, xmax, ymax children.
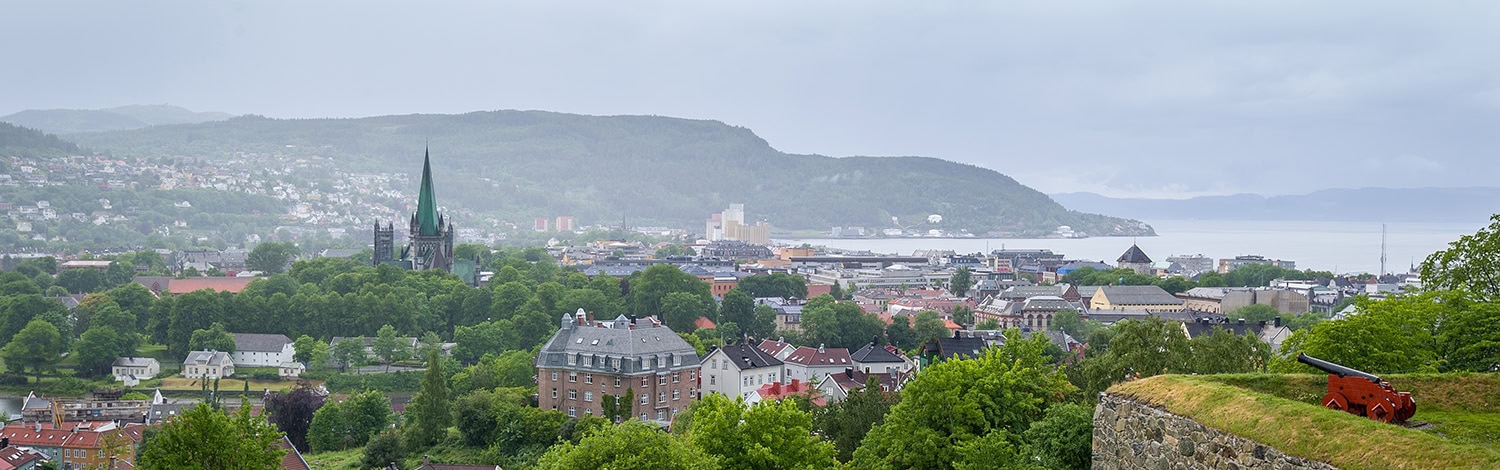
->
<box><xmin>374</xmin><ymin>149</ymin><xmax>468</xmax><ymax>282</ymax></box>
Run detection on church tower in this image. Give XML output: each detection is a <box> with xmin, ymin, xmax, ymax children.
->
<box><xmin>372</xmin><ymin>148</ymin><xmax>455</xmax><ymax>274</ymax></box>
<box><xmin>407</xmin><ymin>149</ymin><xmax>455</xmax><ymax>273</ymax></box>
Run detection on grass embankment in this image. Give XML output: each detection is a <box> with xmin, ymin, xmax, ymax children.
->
<box><xmin>1109</xmin><ymin>375</ymin><xmax>1500</xmax><ymax>469</ymax></box>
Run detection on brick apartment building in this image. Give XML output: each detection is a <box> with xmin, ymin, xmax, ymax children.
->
<box><xmin>536</xmin><ymin>310</ymin><xmax>702</xmax><ymax>426</ymax></box>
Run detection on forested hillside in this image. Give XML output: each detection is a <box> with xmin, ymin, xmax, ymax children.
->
<box><xmin>69</xmin><ymin>111</ymin><xmax>1152</xmax><ymax>236</ymax></box>
<box><xmin>0</xmin><ymin>122</ymin><xmax>83</xmax><ymax>157</ymax></box>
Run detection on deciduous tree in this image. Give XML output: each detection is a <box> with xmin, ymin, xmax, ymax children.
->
<box><xmin>137</xmin><ymin>402</ymin><xmax>285</xmax><ymax>470</ymax></box>
<box><xmin>538</xmin><ymin>420</ymin><xmax>717</xmax><ymax>470</ymax></box>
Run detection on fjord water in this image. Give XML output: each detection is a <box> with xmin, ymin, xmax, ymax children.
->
<box><xmin>781</xmin><ymin>219</ymin><xmax>1488</xmax><ymax>275</ymax></box>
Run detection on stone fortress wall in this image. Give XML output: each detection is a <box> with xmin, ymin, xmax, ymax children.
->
<box><xmin>1092</xmin><ymin>392</ymin><xmax>1337</xmax><ymax>470</ymax></box>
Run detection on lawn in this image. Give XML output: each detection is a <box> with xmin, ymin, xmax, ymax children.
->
<box><xmin>1111</xmin><ymin>374</ymin><xmax>1500</xmax><ymax>469</ymax></box>
<box><xmin>303</xmin><ymin>448</ymin><xmax>363</xmax><ymax>470</ymax></box>
<box><xmin>156</xmin><ymin>377</ymin><xmax>315</xmax><ymax>394</ymax></box>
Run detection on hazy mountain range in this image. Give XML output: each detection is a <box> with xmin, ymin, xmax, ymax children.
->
<box><xmin>1</xmin><ymin>105</ymin><xmax>234</xmax><ymax>134</ymax></box>
<box><xmin>18</xmin><ymin>109</ymin><xmax>1151</xmax><ymax>236</ymax></box>
<box><xmin>1051</xmin><ymin>188</ymin><xmax>1500</xmax><ymax>223</ymax></box>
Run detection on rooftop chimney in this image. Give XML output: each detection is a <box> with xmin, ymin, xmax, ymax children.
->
<box><xmin>1274</xmin><ymin>316</ymin><xmax>1282</xmax><ymax>328</ymax></box>
<box><xmin>817</xmin><ymin>344</ymin><xmax>825</xmax><ymax>353</ymax></box>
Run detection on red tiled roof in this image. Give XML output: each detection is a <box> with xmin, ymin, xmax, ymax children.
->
<box><xmin>756</xmin><ymin>339</ymin><xmax>792</xmax><ymax>357</ymax></box>
<box><xmin>164</xmin><ymin>277</ymin><xmax>259</xmax><ymax>294</ymax></box>
<box><xmin>754</xmin><ymin>379</ymin><xmax>826</xmax><ymax>406</ymax></box>
<box><xmin>278</xmin><ymin>436</ymin><xmax>311</xmax><ymax>470</ymax></box>
<box><xmin>806</xmin><ymin>284</ymin><xmax>832</xmax><ymax>298</ymax></box>
<box><xmin>783</xmin><ymin>346</ymin><xmax>853</xmax><ymax>366</ymax></box>
<box><xmin>694</xmin><ymin>316</ymin><xmax>717</xmax><ymax>330</ymax></box>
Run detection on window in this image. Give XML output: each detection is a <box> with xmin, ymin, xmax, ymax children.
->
<box><xmin>585</xmin><ymin>391</ymin><xmax>593</xmax><ymax>402</ymax></box>
<box><xmin>568</xmin><ymin>407</ymin><xmax>576</xmax><ymax>417</ymax></box>
<box><xmin>568</xmin><ymin>390</ymin><xmax>577</xmax><ymax>400</ymax></box>
<box><xmin>614</xmin><ymin>377</ymin><xmax>622</xmax><ymax>387</ymax></box>
<box><xmin>641</xmin><ymin>412</ymin><xmax>648</xmax><ymax>420</ymax></box>
<box><xmin>640</xmin><ymin>394</ymin><xmax>648</xmax><ymax>405</ymax></box>
<box><xmin>657</xmin><ymin>410</ymin><xmax>666</xmax><ymax>421</ymax></box>
<box><xmin>672</xmin><ymin>390</ymin><xmax>680</xmax><ymax>401</ymax></box>
<box><xmin>691</xmin><ymin>371</ymin><xmax>697</xmax><ymax>380</ymax></box>
<box><xmin>567</xmin><ymin>354</ymin><xmax>576</xmax><ymax>366</ymax></box>
<box><xmin>674</xmin><ymin>355</ymin><xmax>682</xmax><ymax>366</ymax></box>
<box><xmin>585</xmin><ymin>374</ymin><xmax>593</xmax><ymax>384</ymax></box>
<box><xmin>709</xmin><ymin>375</ymin><xmax>716</xmax><ymax>385</ymax></box>
<box><xmin>640</xmin><ymin>377</ymin><xmax>648</xmax><ymax>387</ymax></box>
<box><xmin>551</xmin><ymin>371</ymin><xmax>559</xmax><ymax>381</ymax></box>
<box><xmin>690</xmin><ymin>387</ymin><xmax>697</xmax><ymax>399</ymax></box>
<box><xmin>658</xmin><ymin>392</ymin><xmax>666</xmax><ymax>403</ymax></box>
<box><xmin>585</xmin><ymin>408</ymin><xmax>593</xmax><ymax>415</ymax></box>
<box><xmin>658</xmin><ymin>375</ymin><xmax>666</xmax><ymax>385</ymax></box>
<box><xmin>568</xmin><ymin>372</ymin><xmax>577</xmax><ymax>383</ymax></box>
<box><xmin>551</xmin><ymin>389</ymin><xmax>558</xmax><ymax>399</ymax></box>
<box><xmin>672</xmin><ymin>372</ymin><xmax>680</xmax><ymax>383</ymax></box>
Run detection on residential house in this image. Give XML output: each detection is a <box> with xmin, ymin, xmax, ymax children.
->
<box><xmin>700</xmin><ymin>343</ymin><xmax>784</xmax><ymax>401</ymax></box>
<box><xmin>755</xmin><ymin>338</ymin><xmax>796</xmax><ymax>360</ymax></box>
<box><xmin>0</xmin><ymin>422</ymin><xmax>142</xmax><ymax>470</ymax></box>
<box><xmin>919</xmin><ymin>332</ymin><xmax>988</xmax><ymax>368</ymax></box>
<box><xmin>0</xmin><ymin>445</ymin><xmax>46</xmax><ymax>470</ymax></box>
<box><xmin>1089</xmin><ymin>285</ymin><xmax>1185</xmax><ymax>312</ymax></box>
<box><xmin>849</xmin><ymin>341</ymin><xmax>912</xmax><ymax>375</ymax></box>
<box><xmin>781</xmin><ymin>345</ymin><xmax>854</xmax><ymax>384</ymax></box>
<box><xmin>278</xmin><ymin>362</ymin><xmax>306</xmax><ymax>379</ymax></box>
<box><xmin>817</xmin><ymin>368</ymin><xmax>902</xmax><ymax>404</ymax></box>
<box><xmin>231</xmin><ymin>333</ymin><xmax>295</xmax><ymax>368</ymax></box>
<box><xmin>182</xmin><ymin>351</ymin><xmax>234</xmax><ymax>379</ymax></box>
<box><xmin>111</xmin><ymin>357</ymin><xmax>159</xmax><ymax>386</ymax></box>
<box><xmin>535</xmin><ymin>310</ymin><xmax>702</xmax><ymax>426</ymax></box>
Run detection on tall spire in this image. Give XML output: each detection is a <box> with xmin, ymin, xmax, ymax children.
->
<box><xmin>416</xmin><ymin>147</ymin><xmax>440</xmax><ymax>237</ymax></box>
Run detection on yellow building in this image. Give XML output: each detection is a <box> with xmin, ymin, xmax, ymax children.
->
<box><xmin>1090</xmin><ymin>285</ymin><xmax>1185</xmax><ymax>312</ymax></box>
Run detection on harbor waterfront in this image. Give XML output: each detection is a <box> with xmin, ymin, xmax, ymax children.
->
<box><xmin>781</xmin><ymin>219</ymin><xmax>1486</xmax><ymax>275</ymax></box>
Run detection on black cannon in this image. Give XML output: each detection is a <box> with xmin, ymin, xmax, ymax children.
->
<box><xmin>1297</xmin><ymin>353</ymin><xmax>1415</xmax><ymax>423</ymax></box>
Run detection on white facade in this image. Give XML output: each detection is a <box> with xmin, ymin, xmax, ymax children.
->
<box><xmin>231</xmin><ymin>343</ymin><xmax>294</xmax><ymax>367</ymax></box>
<box><xmin>112</xmin><ymin>357</ymin><xmax>160</xmax><ymax>385</ymax></box>
<box><xmin>183</xmin><ymin>350</ymin><xmax>235</xmax><ymax>379</ymax></box>
<box><xmin>701</xmin><ymin>348</ymin><xmax>783</xmax><ymax>401</ymax></box>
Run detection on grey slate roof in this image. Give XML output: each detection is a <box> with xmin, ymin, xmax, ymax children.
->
<box><xmin>709</xmin><ymin>343</ymin><xmax>783</xmax><ymax>370</ymax></box>
<box><xmin>233</xmin><ymin>333</ymin><xmax>292</xmax><ymax>353</ymax></box>
<box><xmin>1098</xmin><ymin>285</ymin><xmax>1184</xmax><ymax>306</ymax></box>
<box><xmin>851</xmin><ymin>342</ymin><xmax>905</xmax><ymax>364</ymax></box>
<box><xmin>1117</xmin><ymin>244</ymin><xmax>1152</xmax><ymax>264</ymax></box>
<box><xmin>1021</xmin><ymin>296</ymin><xmax>1083</xmax><ymax>312</ymax></box>
<box><xmin>1076</xmin><ymin>286</ymin><xmax>1102</xmax><ymax>299</ymax></box>
<box><xmin>536</xmin><ymin>312</ymin><xmax>700</xmax><ymax>375</ymax></box>
<box><xmin>112</xmin><ymin>357</ymin><xmax>158</xmax><ymax>367</ymax></box>
<box><xmin>1002</xmin><ymin>285</ymin><xmax>1066</xmax><ymax>298</ymax></box>
<box><xmin>184</xmin><ymin>350</ymin><xmax>233</xmax><ymax>366</ymax></box>
<box><xmin>924</xmin><ymin>336</ymin><xmax>988</xmax><ymax>361</ymax></box>
<box><xmin>1179</xmin><ymin>287</ymin><xmax>1229</xmax><ymax>299</ymax></box>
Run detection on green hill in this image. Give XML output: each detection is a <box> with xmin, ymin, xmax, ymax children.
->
<box><xmin>1</xmin><ymin>105</ymin><xmax>233</xmax><ymax>134</ymax></box>
<box><xmin>0</xmin><ymin>122</ymin><xmax>83</xmax><ymax>157</ymax></box>
<box><xmin>70</xmin><ymin>111</ymin><xmax>1153</xmax><ymax>236</ymax></box>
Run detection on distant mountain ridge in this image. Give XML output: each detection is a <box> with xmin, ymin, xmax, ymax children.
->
<box><xmin>1</xmin><ymin>105</ymin><xmax>234</xmax><ymax>134</ymax></box>
<box><xmin>1050</xmin><ymin>188</ymin><xmax>1500</xmax><ymax>223</ymax></box>
<box><xmin>66</xmin><ymin>110</ymin><xmax>1153</xmax><ymax>236</ymax></box>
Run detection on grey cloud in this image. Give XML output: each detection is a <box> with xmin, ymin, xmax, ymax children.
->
<box><xmin>2</xmin><ymin>0</ymin><xmax>1496</xmax><ymax>196</ymax></box>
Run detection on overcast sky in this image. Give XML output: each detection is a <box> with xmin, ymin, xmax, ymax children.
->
<box><xmin>3</xmin><ymin>1</ymin><xmax>1497</xmax><ymax>197</ymax></box>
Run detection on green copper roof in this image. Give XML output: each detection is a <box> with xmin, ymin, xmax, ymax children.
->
<box><xmin>416</xmin><ymin>148</ymin><xmax>440</xmax><ymax>237</ymax></box>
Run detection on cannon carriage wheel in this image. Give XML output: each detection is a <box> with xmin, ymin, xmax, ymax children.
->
<box><xmin>1367</xmin><ymin>398</ymin><xmax>1397</xmax><ymax>423</ymax></box>
<box><xmin>1321</xmin><ymin>392</ymin><xmax>1349</xmax><ymax>412</ymax></box>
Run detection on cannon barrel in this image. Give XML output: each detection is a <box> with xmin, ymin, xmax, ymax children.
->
<box><xmin>1297</xmin><ymin>353</ymin><xmax>1381</xmax><ymax>383</ymax></box>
